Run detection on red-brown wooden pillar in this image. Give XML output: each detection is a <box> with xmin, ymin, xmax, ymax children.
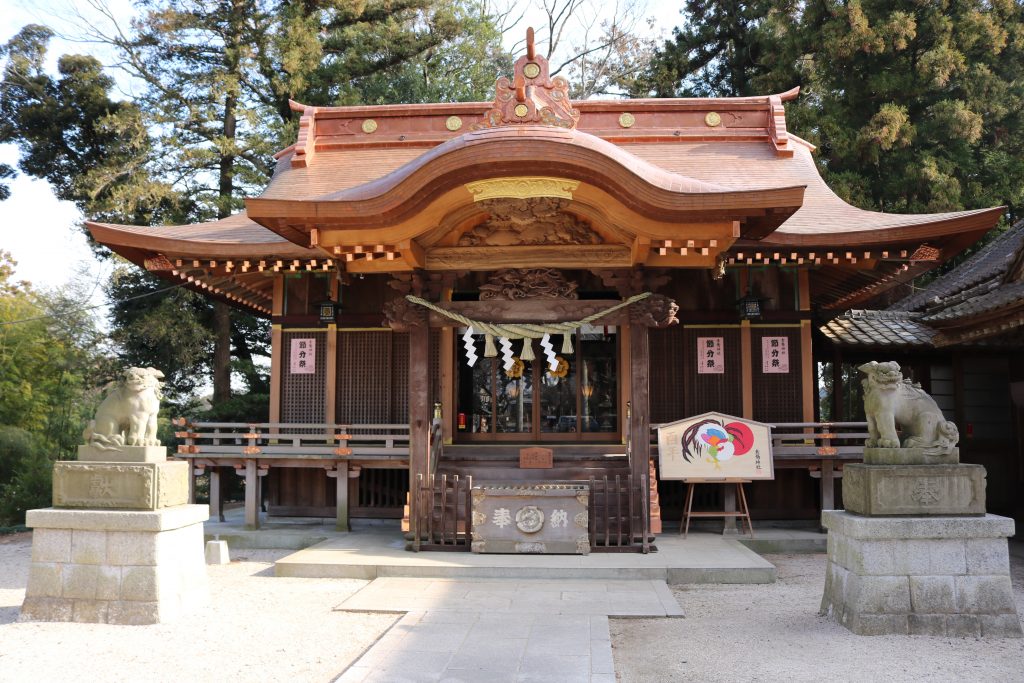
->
<box><xmin>408</xmin><ymin>318</ymin><xmax>431</xmax><ymax>540</ymax></box>
<box><xmin>629</xmin><ymin>322</ymin><xmax>650</xmax><ymax>487</ymax></box>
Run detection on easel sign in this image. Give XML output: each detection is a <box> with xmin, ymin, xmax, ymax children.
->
<box><xmin>657</xmin><ymin>412</ymin><xmax>775</xmax><ymax>480</ymax></box>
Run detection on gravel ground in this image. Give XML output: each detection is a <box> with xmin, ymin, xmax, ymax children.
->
<box><xmin>3</xmin><ymin>531</ymin><xmax>1023</xmax><ymax>683</ymax></box>
<box><xmin>611</xmin><ymin>552</ymin><xmax>1024</xmax><ymax>683</ymax></box>
<box><xmin>0</xmin><ymin>533</ymin><xmax>396</xmax><ymax>683</ymax></box>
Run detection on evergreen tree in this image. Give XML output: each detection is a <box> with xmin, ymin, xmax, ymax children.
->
<box><xmin>798</xmin><ymin>0</ymin><xmax>1024</xmax><ymax>217</ymax></box>
<box><xmin>0</xmin><ymin>1</ymin><xmax>508</xmax><ymax>408</ymax></box>
<box><xmin>640</xmin><ymin>0</ymin><xmax>799</xmax><ymax>97</ymax></box>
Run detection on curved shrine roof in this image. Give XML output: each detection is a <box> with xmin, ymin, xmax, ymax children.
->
<box><xmin>85</xmin><ymin>45</ymin><xmax>1002</xmax><ymax>313</ymax></box>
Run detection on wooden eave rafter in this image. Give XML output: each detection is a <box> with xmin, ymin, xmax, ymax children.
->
<box><xmin>757</xmin><ymin>208</ymin><xmax>1003</xmax><ymax>248</ymax></box>
<box><xmin>103</xmin><ymin>244</ymin><xmax>279</xmax><ymax>316</ymax></box>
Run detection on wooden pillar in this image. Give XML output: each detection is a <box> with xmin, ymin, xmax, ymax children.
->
<box><xmin>440</xmin><ymin>327</ymin><xmax>454</xmax><ymax>443</ymax></box>
<box><xmin>820</xmin><ymin>459</ymin><xmax>835</xmax><ymax>512</ymax></box>
<box><xmin>328</xmin><ymin>463</ymin><xmax>350</xmax><ymax>531</ymax></box>
<box><xmin>209</xmin><ymin>467</ymin><xmax>224</xmax><ymax>522</ymax></box>
<box><xmin>269</xmin><ymin>276</ymin><xmax>284</xmax><ymax>425</ymax></box>
<box><xmin>629</xmin><ymin>323</ymin><xmax>650</xmax><ymax>485</ymax></box>
<box><xmin>408</xmin><ymin>321</ymin><xmax>431</xmax><ymax>538</ymax></box>
<box><xmin>244</xmin><ymin>460</ymin><xmax>260</xmax><ymax>530</ymax></box>
<box><xmin>722</xmin><ymin>483</ymin><xmax>739</xmax><ymax>535</ymax></box>
<box><xmin>188</xmin><ymin>464</ymin><xmax>197</xmax><ymax>504</ymax></box>
<box><xmin>740</xmin><ymin>320</ymin><xmax>754</xmax><ymax>419</ymax></box>
<box><xmin>326</xmin><ymin>323</ymin><xmax>338</xmax><ymax>426</ymax></box>
<box><xmin>798</xmin><ymin>270</ymin><xmax>814</xmax><ymax>422</ymax></box>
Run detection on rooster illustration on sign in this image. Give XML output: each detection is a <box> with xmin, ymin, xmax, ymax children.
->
<box><xmin>681</xmin><ymin>418</ymin><xmax>755</xmax><ymax>469</ymax></box>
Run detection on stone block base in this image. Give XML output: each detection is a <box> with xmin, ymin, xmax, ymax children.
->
<box><xmin>863</xmin><ymin>446</ymin><xmax>959</xmax><ymax>466</ymax></box>
<box><xmin>77</xmin><ymin>444</ymin><xmax>168</xmax><ymax>463</ymax></box>
<box><xmin>53</xmin><ymin>460</ymin><xmax>189</xmax><ymax>510</ymax></box>
<box><xmin>20</xmin><ymin>505</ymin><xmax>209</xmax><ymax>624</ymax></box>
<box><xmin>842</xmin><ymin>463</ymin><xmax>985</xmax><ymax>516</ymax></box>
<box><xmin>820</xmin><ymin>510</ymin><xmax>1022</xmax><ymax>637</ymax></box>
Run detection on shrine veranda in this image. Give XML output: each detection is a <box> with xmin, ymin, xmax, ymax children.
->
<box><xmin>86</xmin><ymin>37</ymin><xmax>1022</xmax><ymax>549</ymax></box>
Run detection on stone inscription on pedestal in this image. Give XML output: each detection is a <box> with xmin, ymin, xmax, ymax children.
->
<box><xmin>842</xmin><ymin>463</ymin><xmax>986</xmax><ymax>517</ymax></box>
<box><xmin>52</xmin><ymin>461</ymin><xmax>189</xmax><ymax>510</ymax></box>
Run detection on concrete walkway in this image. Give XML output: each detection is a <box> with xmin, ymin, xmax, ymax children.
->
<box><xmin>335</xmin><ymin>577</ymin><xmax>683</xmax><ymax>682</ymax></box>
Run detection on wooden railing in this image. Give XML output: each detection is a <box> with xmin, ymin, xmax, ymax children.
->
<box><xmin>769</xmin><ymin>422</ymin><xmax>870</xmax><ymax>461</ymax></box>
<box><xmin>172</xmin><ymin>420</ymin><xmax>411</xmax><ymax>461</ymax></box>
<box><xmin>412</xmin><ymin>473</ymin><xmax>473</xmax><ymax>551</ymax></box>
<box><xmin>589</xmin><ymin>474</ymin><xmax>651</xmax><ymax>553</ymax></box>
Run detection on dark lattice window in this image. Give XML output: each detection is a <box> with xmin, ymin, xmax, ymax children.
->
<box><xmin>281</xmin><ymin>330</ymin><xmax>328</xmax><ymax>424</ymax></box>
<box><xmin>751</xmin><ymin>327</ymin><xmax>803</xmax><ymax>423</ymax></box>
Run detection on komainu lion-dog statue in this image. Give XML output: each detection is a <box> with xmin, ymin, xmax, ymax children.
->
<box><xmin>859</xmin><ymin>360</ymin><xmax>959</xmax><ymax>455</ymax></box>
<box><xmin>83</xmin><ymin>367</ymin><xmax>165</xmax><ymax>450</ymax></box>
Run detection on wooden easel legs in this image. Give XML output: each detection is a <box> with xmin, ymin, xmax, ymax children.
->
<box><xmin>680</xmin><ymin>481</ymin><xmax>754</xmax><ymax>539</ymax></box>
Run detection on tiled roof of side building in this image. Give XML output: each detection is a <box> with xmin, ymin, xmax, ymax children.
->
<box><xmin>819</xmin><ymin>310</ymin><xmax>937</xmax><ymax>348</ymax></box>
<box><xmin>921</xmin><ymin>280</ymin><xmax>1024</xmax><ymax>322</ymax></box>
<box><xmin>890</xmin><ymin>219</ymin><xmax>1024</xmax><ymax>312</ymax></box>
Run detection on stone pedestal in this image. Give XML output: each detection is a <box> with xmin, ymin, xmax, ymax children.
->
<box><xmin>820</xmin><ymin>510</ymin><xmax>1022</xmax><ymax>637</ymax></box>
<box><xmin>21</xmin><ymin>505</ymin><xmax>209</xmax><ymax>624</ymax></box>
<box><xmin>842</xmin><ymin>463</ymin><xmax>986</xmax><ymax>516</ymax></box>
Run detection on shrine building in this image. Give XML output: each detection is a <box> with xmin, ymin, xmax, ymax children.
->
<box><xmin>86</xmin><ymin>34</ymin><xmax>1005</xmax><ymax>548</ymax></box>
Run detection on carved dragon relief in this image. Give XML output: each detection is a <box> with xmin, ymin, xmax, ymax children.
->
<box><xmin>457</xmin><ymin>198</ymin><xmax>602</xmax><ymax>247</ymax></box>
<box><xmin>479</xmin><ymin>269</ymin><xmax>580</xmax><ymax>300</ymax></box>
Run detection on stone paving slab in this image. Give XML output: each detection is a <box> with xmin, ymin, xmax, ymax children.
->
<box><xmin>275</xmin><ymin>529</ymin><xmax>777</xmax><ymax>584</ymax></box>
<box><xmin>334</xmin><ymin>578</ymin><xmax>682</xmax><ymax>683</ymax></box>
<box><xmin>336</xmin><ymin>611</ymin><xmax>619</xmax><ymax>683</ymax></box>
<box><xmin>335</xmin><ymin>577</ymin><xmax>684</xmax><ymax>617</ymax></box>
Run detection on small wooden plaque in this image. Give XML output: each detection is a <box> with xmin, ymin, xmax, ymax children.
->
<box><xmin>519</xmin><ymin>447</ymin><xmax>553</xmax><ymax>469</ymax></box>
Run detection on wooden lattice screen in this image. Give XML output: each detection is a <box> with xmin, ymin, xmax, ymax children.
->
<box><xmin>280</xmin><ymin>330</ymin><xmax>328</xmax><ymax>424</ymax></box>
<box><xmin>649</xmin><ymin>326</ymin><xmax>685</xmax><ymax>423</ymax></box>
<box><xmin>682</xmin><ymin>326</ymin><xmax>743</xmax><ymax>417</ymax></box>
<box><xmin>751</xmin><ymin>327</ymin><xmax>803</xmax><ymax>423</ymax></box>
<box><xmin>336</xmin><ymin>330</ymin><xmax>441</xmax><ymax>424</ymax></box>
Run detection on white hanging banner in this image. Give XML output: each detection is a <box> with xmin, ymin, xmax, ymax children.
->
<box><xmin>462</xmin><ymin>326</ymin><xmax>478</xmax><ymax>367</ymax></box>
<box><xmin>500</xmin><ymin>337</ymin><xmax>515</xmax><ymax>370</ymax></box>
<box><xmin>761</xmin><ymin>336</ymin><xmax>790</xmax><ymax>373</ymax></box>
<box><xmin>540</xmin><ymin>333</ymin><xmax>558</xmax><ymax>372</ymax></box>
<box><xmin>290</xmin><ymin>338</ymin><xmax>316</xmax><ymax>374</ymax></box>
<box><xmin>697</xmin><ymin>336</ymin><xmax>724</xmax><ymax>375</ymax></box>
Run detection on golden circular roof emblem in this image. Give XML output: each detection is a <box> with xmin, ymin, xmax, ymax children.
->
<box><xmin>361</xmin><ymin>119</ymin><xmax>378</xmax><ymax>133</ymax></box>
<box><xmin>705</xmin><ymin>112</ymin><xmax>722</xmax><ymax>127</ymax></box>
<box><xmin>514</xmin><ymin>104</ymin><xmax>529</xmax><ymax>118</ymax></box>
<box><xmin>445</xmin><ymin>115</ymin><xmax>463</xmax><ymax>131</ymax></box>
<box><xmin>523</xmin><ymin>62</ymin><xmax>541</xmax><ymax>79</ymax></box>
<box><xmin>618</xmin><ymin>112</ymin><xmax>636</xmax><ymax>128</ymax></box>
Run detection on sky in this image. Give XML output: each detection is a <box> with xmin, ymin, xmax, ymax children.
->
<box><xmin>0</xmin><ymin>0</ymin><xmax>682</xmax><ymax>297</ymax></box>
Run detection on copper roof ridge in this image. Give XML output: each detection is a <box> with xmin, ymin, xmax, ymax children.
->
<box><xmin>284</xmin><ymin>87</ymin><xmax>802</xmax><ymax>117</ymax></box>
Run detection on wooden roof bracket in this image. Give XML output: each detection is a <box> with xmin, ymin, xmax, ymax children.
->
<box><xmin>768</xmin><ymin>88</ymin><xmax>799</xmax><ymax>158</ymax></box>
<box><xmin>292</xmin><ymin>105</ymin><xmax>317</xmax><ymax>168</ymax></box>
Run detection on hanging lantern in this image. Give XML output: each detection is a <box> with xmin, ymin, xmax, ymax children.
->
<box><xmin>736</xmin><ymin>291</ymin><xmax>765</xmax><ymax>320</ymax></box>
<box><xmin>317</xmin><ymin>299</ymin><xmax>337</xmax><ymax>323</ymax></box>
